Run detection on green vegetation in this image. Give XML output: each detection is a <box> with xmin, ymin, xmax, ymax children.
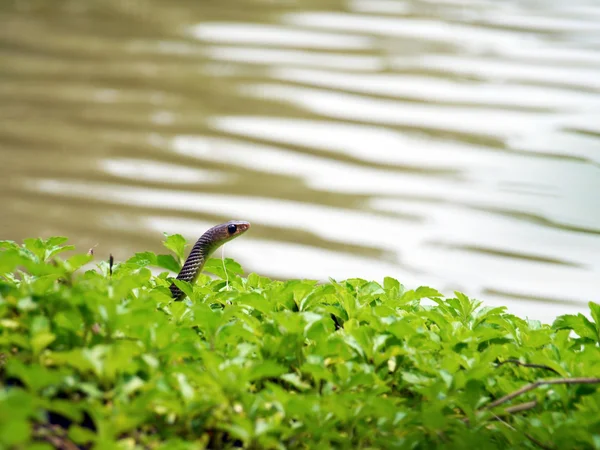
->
<box><xmin>1</xmin><ymin>236</ymin><xmax>599</xmax><ymax>450</ymax></box>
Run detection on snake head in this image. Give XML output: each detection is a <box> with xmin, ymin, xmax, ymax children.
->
<box><xmin>206</xmin><ymin>220</ymin><xmax>251</xmax><ymax>250</ymax></box>
<box><xmin>224</xmin><ymin>220</ymin><xmax>251</xmax><ymax>238</ymax></box>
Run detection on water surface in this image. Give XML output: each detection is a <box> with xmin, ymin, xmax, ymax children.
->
<box><xmin>1</xmin><ymin>0</ymin><xmax>599</xmax><ymax>323</ymax></box>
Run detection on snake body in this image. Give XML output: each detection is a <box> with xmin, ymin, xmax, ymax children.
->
<box><xmin>170</xmin><ymin>220</ymin><xmax>250</xmax><ymax>300</ymax></box>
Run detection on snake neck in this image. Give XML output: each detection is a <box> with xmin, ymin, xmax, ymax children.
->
<box><xmin>169</xmin><ymin>234</ymin><xmax>215</xmax><ymax>300</ymax></box>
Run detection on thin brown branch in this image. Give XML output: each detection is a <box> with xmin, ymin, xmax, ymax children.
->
<box><xmin>486</xmin><ymin>377</ymin><xmax>600</xmax><ymax>410</ymax></box>
<box><xmin>465</xmin><ymin>401</ymin><xmax>538</xmax><ymax>425</ymax></box>
<box><xmin>504</xmin><ymin>400</ymin><xmax>538</xmax><ymax>414</ymax></box>
<box><xmin>525</xmin><ymin>433</ymin><xmax>553</xmax><ymax>450</ymax></box>
<box><xmin>492</xmin><ymin>413</ymin><xmax>516</xmax><ymax>430</ymax></box>
<box><xmin>470</xmin><ymin>378</ymin><xmax>600</xmax><ymax>449</ymax></box>
<box><xmin>497</xmin><ymin>359</ymin><xmax>560</xmax><ymax>375</ymax></box>
<box><xmin>462</xmin><ymin>401</ymin><xmax>538</xmax><ymax>425</ymax></box>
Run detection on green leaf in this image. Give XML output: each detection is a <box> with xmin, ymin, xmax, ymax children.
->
<box><xmin>156</xmin><ymin>254</ymin><xmax>181</xmax><ymax>273</ymax></box>
<box><xmin>23</xmin><ymin>238</ymin><xmax>46</xmax><ymax>262</ymax></box>
<box><xmin>220</xmin><ymin>421</ymin><xmax>251</xmax><ymax>444</ymax></box>
<box><xmin>31</xmin><ymin>274</ymin><xmax>61</xmax><ymax>295</ymax></box>
<box><xmin>553</xmin><ymin>313</ymin><xmax>598</xmax><ymax>342</ymax></box>
<box><xmin>127</xmin><ymin>251</ymin><xmax>157</xmax><ymax>268</ymax></box>
<box><xmin>163</xmin><ymin>233</ymin><xmax>188</xmax><ymax>263</ymax></box>
<box><xmin>473</xmin><ymin>306</ymin><xmax>507</xmax><ymax>328</ymax></box>
<box><xmin>46</xmin><ymin>236</ymin><xmax>69</xmax><ymax>247</ymax></box>
<box><xmin>175</xmin><ymin>373</ymin><xmax>195</xmax><ymax>404</ymax></box>
<box><xmin>66</xmin><ymin>253</ymin><xmax>94</xmax><ymax>271</ymax></box>
<box><xmin>0</xmin><ymin>417</ymin><xmax>30</xmax><ymax>445</ymax></box>
<box><xmin>0</xmin><ymin>248</ymin><xmax>26</xmax><ymax>274</ymax></box>
<box><xmin>402</xmin><ymin>372</ymin><xmax>432</xmax><ymax>386</ymax></box>
<box><xmin>589</xmin><ymin>302</ymin><xmax>600</xmax><ymax>333</ymax></box>
<box><xmin>415</xmin><ymin>286</ymin><xmax>443</xmax><ymax>299</ymax></box>
<box><xmin>69</xmin><ymin>425</ymin><xmax>97</xmax><ymax>445</ymax></box>
<box><xmin>359</xmin><ymin>281</ymin><xmax>384</xmax><ymax>298</ymax></box>
<box><xmin>237</xmin><ymin>293</ymin><xmax>273</xmax><ymax>315</ymax></box>
<box><xmin>172</xmin><ymin>279</ymin><xmax>194</xmax><ymax>300</ymax></box>
<box><xmin>281</xmin><ymin>373</ymin><xmax>311</xmax><ymax>391</ymax></box>
<box><xmin>22</xmin><ymin>236</ymin><xmax>73</xmax><ymax>262</ymax></box>
<box><xmin>31</xmin><ymin>332</ymin><xmax>56</xmax><ymax>355</ymax></box>
<box><xmin>0</xmin><ymin>239</ymin><xmax>18</xmax><ymax>250</ymax></box>
<box><xmin>247</xmin><ymin>361</ymin><xmax>287</xmax><ymax>382</ymax></box>
<box><xmin>45</xmin><ymin>244</ymin><xmax>75</xmax><ymax>260</ymax></box>
<box><xmin>383</xmin><ymin>276</ymin><xmax>400</xmax><ymax>292</ymax></box>
<box><xmin>204</xmin><ymin>257</ymin><xmax>244</xmax><ymax>279</ymax></box>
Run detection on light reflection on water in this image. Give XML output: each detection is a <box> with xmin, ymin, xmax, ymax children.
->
<box><xmin>2</xmin><ymin>0</ymin><xmax>600</xmax><ymax>323</ymax></box>
<box><xmin>189</xmin><ymin>22</ymin><xmax>375</xmax><ymax>50</ymax></box>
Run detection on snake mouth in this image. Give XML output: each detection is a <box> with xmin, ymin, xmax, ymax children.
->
<box><xmin>236</xmin><ymin>221</ymin><xmax>251</xmax><ymax>233</ymax></box>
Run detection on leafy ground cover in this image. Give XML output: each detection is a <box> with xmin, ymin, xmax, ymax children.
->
<box><xmin>1</xmin><ymin>236</ymin><xmax>599</xmax><ymax>449</ymax></box>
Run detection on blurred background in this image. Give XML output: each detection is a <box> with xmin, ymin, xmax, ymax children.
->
<box><xmin>1</xmin><ymin>0</ymin><xmax>599</xmax><ymax>323</ymax></box>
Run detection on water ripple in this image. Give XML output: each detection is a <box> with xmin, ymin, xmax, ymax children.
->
<box><xmin>1</xmin><ymin>0</ymin><xmax>599</xmax><ymax>324</ymax></box>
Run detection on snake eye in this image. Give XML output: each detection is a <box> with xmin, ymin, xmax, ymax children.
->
<box><xmin>227</xmin><ymin>224</ymin><xmax>237</xmax><ymax>234</ymax></box>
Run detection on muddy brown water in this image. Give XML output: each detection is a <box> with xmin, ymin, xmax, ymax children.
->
<box><xmin>1</xmin><ymin>0</ymin><xmax>599</xmax><ymax>323</ymax></box>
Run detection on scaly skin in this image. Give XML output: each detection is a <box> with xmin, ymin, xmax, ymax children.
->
<box><xmin>169</xmin><ymin>220</ymin><xmax>250</xmax><ymax>300</ymax></box>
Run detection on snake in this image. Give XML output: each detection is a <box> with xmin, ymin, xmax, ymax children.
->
<box><xmin>169</xmin><ymin>220</ymin><xmax>251</xmax><ymax>300</ymax></box>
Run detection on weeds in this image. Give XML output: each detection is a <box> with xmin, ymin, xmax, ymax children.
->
<box><xmin>1</xmin><ymin>236</ymin><xmax>599</xmax><ymax>449</ymax></box>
